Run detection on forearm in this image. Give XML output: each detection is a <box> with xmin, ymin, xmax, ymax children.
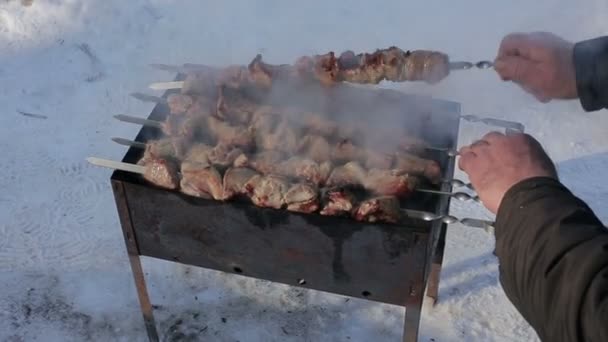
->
<box><xmin>495</xmin><ymin>177</ymin><xmax>608</xmax><ymax>342</ymax></box>
<box><xmin>574</xmin><ymin>36</ymin><xmax>608</xmax><ymax>111</ymax></box>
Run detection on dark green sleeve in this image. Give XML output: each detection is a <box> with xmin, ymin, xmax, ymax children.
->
<box><xmin>495</xmin><ymin>177</ymin><xmax>608</xmax><ymax>342</ymax></box>
<box><xmin>574</xmin><ymin>36</ymin><xmax>608</xmax><ymax>111</ymax></box>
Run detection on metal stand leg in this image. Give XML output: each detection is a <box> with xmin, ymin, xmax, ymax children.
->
<box><xmin>129</xmin><ymin>253</ymin><xmax>160</xmax><ymax>342</ymax></box>
<box><xmin>403</xmin><ymin>284</ymin><xmax>425</xmax><ymax>342</ymax></box>
<box><xmin>426</xmin><ymin>225</ymin><xmax>447</xmax><ymax>305</ymax></box>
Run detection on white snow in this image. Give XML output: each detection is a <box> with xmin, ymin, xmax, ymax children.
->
<box><xmin>1</xmin><ymin>0</ymin><xmax>607</xmax><ymax>341</ymax></box>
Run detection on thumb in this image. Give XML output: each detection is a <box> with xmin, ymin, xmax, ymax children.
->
<box><xmin>494</xmin><ymin>56</ymin><xmax>542</xmax><ymax>88</ymax></box>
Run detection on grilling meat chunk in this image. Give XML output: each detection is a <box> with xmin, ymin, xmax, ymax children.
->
<box><xmin>320</xmin><ymin>187</ymin><xmax>358</xmax><ymax>216</ymax></box>
<box><xmin>284</xmin><ymin>183</ymin><xmax>319</xmax><ymax>213</ymax></box>
<box><xmin>167</xmin><ymin>94</ymin><xmax>194</xmax><ymax>115</ymax></box>
<box><xmin>222</xmin><ymin>167</ymin><xmax>259</xmax><ymax>200</ymax></box>
<box><xmin>143</xmin><ymin>158</ymin><xmax>180</xmax><ymax>190</ymax></box>
<box><xmin>206</xmin><ymin>116</ymin><xmax>255</xmax><ymax>149</ymax></box>
<box><xmin>184</xmin><ymin>143</ymin><xmax>213</xmax><ymax>164</ymax></box>
<box><xmin>298</xmin><ymin>135</ymin><xmax>331</xmax><ymax>162</ymax></box>
<box><xmin>245</xmin><ymin>150</ymin><xmax>285</xmax><ymax>174</ymax></box>
<box><xmin>353</xmin><ymin>196</ymin><xmax>401</xmax><ymax>223</ymax></box>
<box><xmin>332</xmin><ymin>139</ymin><xmax>363</xmax><ymax>162</ymax></box>
<box><xmin>244</xmin><ymin>175</ymin><xmax>289</xmax><ymax>209</ymax></box>
<box><xmin>325</xmin><ymin>161</ymin><xmax>366</xmax><ymax>187</ymax></box>
<box><xmin>394</xmin><ymin>152</ymin><xmax>441</xmax><ymax>183</ymax></box>
<box><xmin>216</xmin><ymin>86</ymin><xmax>258</xmax><ymax>124</ymax></box>
<box><xmin>140</xmin><ymin>138</ymin><xmax>179</xmax><ymax>164</ymax></box>
<box><xmin>207</xmin><ymin>143</ymin><xmax>246</xmax><ymax>169</ymax></box>
<box><xmin>364</xmin><ymin>169</ymin><xmax>418</xmax><ymax>197</ymax></box>
<box><xmin>277</xmin><ymin>157</ymin><xmax>330</xmax><ymax>186</ymax></box>
<box><xmin>180</xmin><ymin>161</ymin><xmax>223</xmax><ymax>200</ymax></box>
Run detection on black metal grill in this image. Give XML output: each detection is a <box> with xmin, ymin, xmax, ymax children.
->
<box><xmin>111</xmin><ymin>78</ymin><xmax>460</xmax><ymax>342</ymax></box>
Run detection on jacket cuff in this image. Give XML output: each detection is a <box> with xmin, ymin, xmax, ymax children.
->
<box><xmin>496</xmin><ymin>177</ymin><xmax>564</xmax><ymax>224</ymax></box>
<box><xmin>574</xmin><ymin>37</ymin><xmax>608</xmax><ymax>112</ymax></box>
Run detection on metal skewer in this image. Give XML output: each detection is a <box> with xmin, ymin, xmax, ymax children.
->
<box><xmin>149</xmin><ymin>81</ymin><xmax>184</xmax><ymax>90</ymax></box>
<box><xmin>449</xmin><ymin>60</ymin><xmax>494</xmax><ymax>70</ymax></box>
<box><xmin>401</xmin><ymin>208</ymin><xmax>494</xmax><ymax>234</ymax></box>
<box><xmin>131</xmin><ymin>92</ymin><xmax>167</xmax><ymax>104</ymax></box>
<box><xmin>112</xmin><ymin>137</ymin><xmax>147</xmax><ymax>149</ymax></box>
<box><xmin>416</xmin><ymin>188</ymin><xmax>480</xmax><ymax>203</ymax></box>
<box><xmin>441</xmin><ymin>178</ymin><xmax>474</xmax><ymax>190</ymax></box>
<box><xmin>87</xmin><ymin>157</ymin><xmax>145</xmax><ymax>174</ymax></box>
<box><xmin>114</xmin><ymin>114</ymin><xmax>163</xmax><ymax>128</ymax></box>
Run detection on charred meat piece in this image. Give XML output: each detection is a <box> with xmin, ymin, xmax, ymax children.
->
<box><xmin>397</xmin><ymin>136</ymin><xmax>430</xmax><ymax>154</ymax></box>
<box><xmin>364</xmin><ymin>169</ymin><xmax>419</xmax><ymax>197</ymax></box>
<box><xmin>298</xmin><ymin>135</ymin><xmax>331</xmax><ymax>162</ymax></box>
<box><xmin>364</xmin><ymin>150</ymin><xmax>394</xmax><ymax>170</ymax></box>
<box><xmin>162</xmin><ymin>114</ymin><xmax>205</xmax><ymax>139</ymax></box>
<box><xmin>180</xmin><ymin>161</ymin><xmax>223</xmax><ymax>200</ymax></box>
<box><xmin>325</xmin><ymin>161</ymin><xmax>366</xmax><ymax>187</ymax></box>
<box><xmin>206</xmin><ymin>116</ymin><xmax>255</xmax><ymax>150</ymax></box>
<box><xmin>276</xmin><ymin>157</ymin><xmax>329</xmax><ymax>186</ymax></box>
<box><xmin>394</xmin><ymin>152</ymin><xmax>441</xmax><ymax>183</ymax></box>
<box><xmin>222</xmin><ymin>167</ymin><xmax>259</xmax><ymax>200</ymax></box>
<box><xmin>244</xmin><ymin>174</ymin><xmax>289</xmax><ymax>209</ymax></box>
<box><xmin>207</xmin><ymin>143</ymin><xmax>246</xmax><ymax>169</ymax></box>
<box><xmin>297</xmin><ymin>113</ymin><xmax>338</xmax><ymax>137</ymax></box>
<box><xmin>319</xmin><ymin>187</ymin><xmax>358</xmax><ymax>216</ymax></box>
<box><xmin>245</xmin><ymin>150</ymin><xmax>285</xmax><ymax>174</ymax></box>
<box><xmin>353</xmin><ymin>196</ymin><xmax>401</xmax><ymax>223</ymax></box>
<box><xmin>284</xmin><ymin>183</ymin><xmax>319</xmax><ymax>213</ymax></box>
<box><xmin>143</xmin><ymin>158</ymin><xmax>180</xmax><ymax>190</ymax></box>
<box><xmin>167</xmin><ymin>94</ymin><xmax>194</xmax><ymax>115</ymax></box>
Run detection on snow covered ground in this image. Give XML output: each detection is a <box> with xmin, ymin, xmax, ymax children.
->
<box><xmin>0</xmin><ymin>1</ymin><xmax>607</xmax><ymax>341</ymax></box>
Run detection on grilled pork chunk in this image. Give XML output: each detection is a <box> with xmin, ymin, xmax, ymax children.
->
<box><xmin>206</xmin><ymin>116</ymin><xmax>255</xmax><ymax>149</ymax></box>
<box><xmin>167</xmin><ymin>94</ymin><xmax>194</xmax><ymax>115</ymax></box>
<box><xmin>207</xmin><ymin>143</ymin><xmax>246</xmax><ymax>169</ymax></box>
<box><xmin>277</xmin><ymin>157</ymin><xmax>330</xmax><ymax>186</ymax></box>
<box><xmin>244</xmin><ymin>175</ymin><xmax>289</xmax><ymax>209</ymax></box>
<box><xmin>143</xmin><ymin>158</ymin><xmax>180</xmax><ymax>190</ymax></box>
<box><xmin>325</xmin><ymin>161</ymin><xmax>366</xmax><ymax>187</ymax></box>
<box><xmin>353</xmin><ymin>196</ymin><xmax>401</xmax><ymax>223</ymax></box>
<box><xmin>394</xmin><ymin>152</ymin><xmax>441</xmax><ymax>183</ymax></box>
<box><xmin>284</xmin><ymin>183</ymin><xmax>319</xmax><ymax>213</ymax></box>
<box><xmin>245</xmin><ymin>150</ymin><xmax>284</xmax><ymax>174</ymax></box>
<box><xmin>364</xmin><ymin>169</ymin><xmax>418</xmax><ymax>197</ymax></box>
<box><xmin>222</xmin><ymin>167</ymin><xmax>259</xmax><ymax>200</ymax></box>
<box><xmin>298</xmin><ymin>135</ymin><xmax>331</xmax><ymax>162</ymax></box>
<box><xmin>319</xmin><ymin>187</ymin><xmax>357</xmax><ymax>216</ymax></box>
<box><xmin>180</xmin><ymin>161</ymin><xmax>223</xmax><ymax>200</ymax></box>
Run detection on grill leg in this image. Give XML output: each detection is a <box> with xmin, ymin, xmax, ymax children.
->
<box><xmin>129</xmin><ymin>254</ymin><xmax>160</xmax><ymax>342</ymax></box>
<box><xmin>403</xmin><ymin>285</ymin><xmax>424</xmax><ymax>342</ymax></box>
<box><xmin>426</xmin><ymin>224</ymin><xmax>447</xmax><ymax>305</ymax></box>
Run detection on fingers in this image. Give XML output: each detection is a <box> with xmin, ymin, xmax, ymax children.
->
<box><xmin>494</xmin><ymin>55</ymin><xmax>541</xmax><ymax>84</ymax></box>
<box><xmin>458</xmin><ymin>135</ymin><xmax>495</xmax><ymax>172</ymax></box>
<box><xmin>497</xmin><ymin>33</ymin><xmax>532</xmax><ymax>59</ymax></box>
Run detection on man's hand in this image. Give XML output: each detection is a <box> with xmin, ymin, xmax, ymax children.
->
<box><xmin>494</xmin><ymin>32</ymin><xmax>577</xmax><ymax>102</ymax></box>
<box><xmin>458</xmin><ymin>132</ymin><xmax>557</xmax><ymax>214</ymax></box>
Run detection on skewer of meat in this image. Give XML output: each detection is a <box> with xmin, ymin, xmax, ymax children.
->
<box><xmin>87</xmin><ymin>157</ymin><xmax>180</xmax><ymax>190</ymax></box>
<box><xmin>149</xmin><ymin>47</ymin><xmax>461</xmax><ymax>91</ymax></box>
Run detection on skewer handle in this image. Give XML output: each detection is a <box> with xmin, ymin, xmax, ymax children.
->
<box><xmin>87</xmin><ymin>157</ymin><xmax>146</xmax><ymax>174</ymax></box>
<box><xmin>112</xmin><ymin>137</ymin><xmax>147</xmax><ymax>149</ymax></box>
<box><xmin>114</xmin><ymin>114</ymin><xmax>163</xmax><ymax>128</ymax></box>
<box><xmin>130</xmin><ymin>92</ymin><xmax>167</xmax><ymax>104</ymax></box>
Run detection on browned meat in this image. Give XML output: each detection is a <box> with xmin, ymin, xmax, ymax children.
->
<box><xmin>162</xmin><ymin>114</ymin><xmax>206</xmax><ymax>140</ymax></box>
<box><xmin>332</xmin><ymin>139</ymin><xmax>364</xmax><ymax>162</ymax></box>
<box><xmin>206</xmin><ymin>116</ymin><xmax>255</xmax><ymax>149</ymax></box>
<box><xmin>207</xmin><ymin>143</ymin><xmax>246</xmax><ymax>168</ymax></box>
<box><xmin>394</xmin><ymin>152</ymin><xmax>441</xmax><ymax>183</ymax></box>
<box><xmin>319</xmin><ymin>187</ymin><xmax>357</xmax><ymax>216</ymax></box>
<box><xmin>180</xmin><ymin>161</ymin><xmax>223</xmax><ymax>200</ymax></box>
<box><xmin>284</xmin><ymin>183</ymin><xmax>319</xmax><ymax>213</ymax></box>
<box><xmin>181</xmin><ymin>67</ymin><xmax>219</xmax><ymax>95</ymax></box>
<box><xmin>167</xmin><ymin>94</ymin><xmax>194</xmax><ymax>115</ymax></box>
<box><xmin>364</xmin><ymin>169</ymin><xmax>419</xmax><ymax>197</ymax></box>
<box><xmin>364</xmin><ymin>150</ymin><xmax>394</xmax><ymax>169</ymax></box>
<box><xmin>276</xmin><ymin>157</ymin><xmax>329</xmax><ymax>186</ymax></box>
<box><xmin>353</xmin><ymin>196</ymin><xmax>401</xmax><ymax>223</ymax></box>
<box><xmin>244</xmin><ymin>174</ymin><xmax>289</xmax><ymax>209</ymax></box>
<box><xmin>297</xmin><ymin>113</ymin><xmax>338</xmax><ymax>137</ymax></box>
<box><xmin>298</xmin><ymin>135</ymin><xmax>331</xmax><ymax>162</ymax></box>
<box><xmin>257</xmin><ymin>118</ymin><xmax>299</xmax><ymax>153</ymax></box>
<box><xmin>216</xmin><ymin>86</ymin><xmax>258</xmax><ymax>124</ymax></box>
<box><xmin>186</xmin><ymin>95</ymin><xmax>216</xmax><ymax>117</ymax></box>
<box><xmin>222</xmin><ymin>167</ymin><xmax>259</xmax><ymax>200</ymax></box>
<box><xmin>184</xmin><ymin>143</ymin><xmax>213</xmax><ymax>164</ymax></box>
<box><xmin>143</xmin><ymin>158</ymin><xmax>180</xmax><ymax>190</ymax></box>
<box><xmin>140</xmin><ymin>138</ymin><xmax>178</xmax><ymax>163</ymax></box>
<box><xmin>245</xmin><ymin>150</ymin><xmax>284</xmax><ymax>174</ymax></box>
<box><xmin>397</xmin><ymin>136</ymin><xmax>430</xmax><ymax>154</ymax></box>
<box><xmin>325</xmin><ymin>161</ymin><xmax>366</xmax><ymax>187</ymax></box>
